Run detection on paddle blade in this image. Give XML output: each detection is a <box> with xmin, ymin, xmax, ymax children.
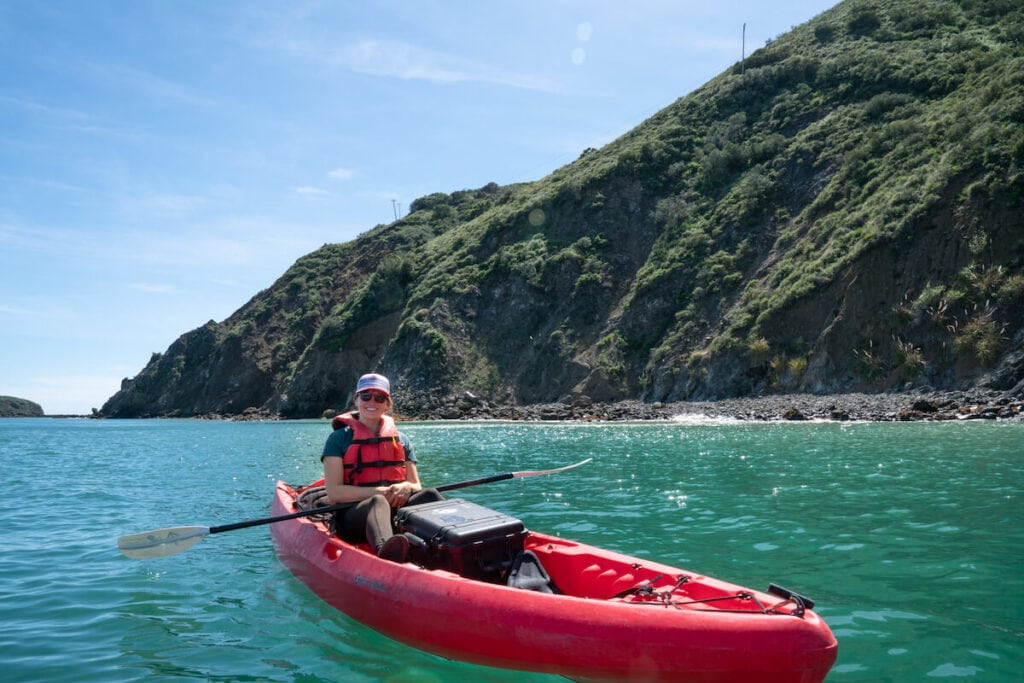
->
<box><xmin>118</xmin><ymin>526</ymin><xmax>210</xmax><ymax>559</ymax></box>
<box><xmin>512</xmin><ymin>457</ymin><xmax>593</xmax><ymax>479</ymax></box>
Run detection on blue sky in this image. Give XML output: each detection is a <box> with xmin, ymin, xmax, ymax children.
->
<box><xmin>1</xmin><ymin>1</ymin><xmax>839</xmax><ymax>415</ymax></box>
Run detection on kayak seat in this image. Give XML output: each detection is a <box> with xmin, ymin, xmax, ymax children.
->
<box><xmin>507</xmin><ymin>550</ymin><xmax>560</xmax><ymax>594</ymax></box>
<box><xmin>295</xmin><ymin>484</ymin><xmax>334</xmax><ymax>523</ymax></box>
<box><xmin>530</xmin><ymin>549</ymin><xmax>659</xmax><ymax>599</ymax></box>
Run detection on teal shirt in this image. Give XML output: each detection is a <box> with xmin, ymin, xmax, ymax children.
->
<box><xmin>321</xmin><ymin>425</ymin><xmax>417</xmax><ymax>463</ymax></box>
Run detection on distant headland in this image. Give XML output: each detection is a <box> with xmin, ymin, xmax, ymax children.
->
<box><xmin>0</xmin><ymin>396</ymin><xmax>45</xmax><ymax>418</ymax></box>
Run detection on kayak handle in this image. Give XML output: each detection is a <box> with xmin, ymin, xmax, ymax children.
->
<box><xmin>768</xmin><ymin>583</ymin><xmax>815</xmax><ymax>611</ymax></box>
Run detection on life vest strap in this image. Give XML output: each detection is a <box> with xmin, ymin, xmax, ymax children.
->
<box><xmin>345</xmin><ymin>458</ymin><xmax>406</xmax><ymax>470</ymax></box>
<box><xmin>351</xmin><ymin>436</ymin><xmax>399</xmax><ymax>446</ymax></box>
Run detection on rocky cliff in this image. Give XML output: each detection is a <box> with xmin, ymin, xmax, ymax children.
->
<box><xmin>102</xmin><ymin>0</ymin><xmax>1024</xmax><ymax>418</ymax></box>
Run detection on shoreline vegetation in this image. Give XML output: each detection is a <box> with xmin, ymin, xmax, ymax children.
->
<box><xmin>0</xmin><ymin>396</ymin><xmax>44</xmax><ymax>418</ymax></box>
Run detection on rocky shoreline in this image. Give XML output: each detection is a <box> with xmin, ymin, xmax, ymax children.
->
<box><xmin>181</xmin><ymin>388</ymin><xmax>1024</xmax><ymax>423</ymax></box>
<box><xmin>395</xmin><ymin>388</ymin><xmax>1024</xmax><ymax>423</ymax></box>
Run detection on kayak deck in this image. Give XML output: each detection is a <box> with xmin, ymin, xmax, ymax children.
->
<box><xmin>271</xmin><ymin>480</ymin><xmax>837</xmax><ymax>682</ymax></box>
<box><xmin>530</xmin><ymin>534</ymin><xmax>804</xmax><ymax>612</ymax></box>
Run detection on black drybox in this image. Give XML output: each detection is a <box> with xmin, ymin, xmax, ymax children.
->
<box><xmin>395</xmin><ymin>498</ymin><xmax>527</xmax><ymax>582</ymax></box>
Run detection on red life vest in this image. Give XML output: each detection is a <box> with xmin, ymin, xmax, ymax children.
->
<box><xmin>331</xmin><ymin>412</ymin><xmax>407</xmax><ymax>487</ymax></box>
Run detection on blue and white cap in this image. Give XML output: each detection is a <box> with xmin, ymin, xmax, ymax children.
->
<box><xmin>355</xmin><ymin>373</ymin><xmax>391</xmax><ymax>397</ymax></box>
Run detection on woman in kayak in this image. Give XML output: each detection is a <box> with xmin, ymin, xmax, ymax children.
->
<box><xmin>321</xmin><ymin>373</ymin><xmax>443</xmax><ymax>563</ymax></box>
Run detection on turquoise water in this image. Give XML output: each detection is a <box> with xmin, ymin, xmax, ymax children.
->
<box><xmin>1</xmin><ymin>417</ymin><xmax>1021</xmax><ymax>682</ymax></box>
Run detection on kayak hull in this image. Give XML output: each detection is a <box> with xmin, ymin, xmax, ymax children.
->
<box><xmin>270</xmin><ymin>481</ymin><xmax>837</xmax><ymax>682</ymax></box>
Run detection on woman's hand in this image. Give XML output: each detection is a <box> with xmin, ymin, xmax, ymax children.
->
<box><xmin>384</xmin><ymin>481</ymin><xmax>420</xmax><ymax>507</ymax></box>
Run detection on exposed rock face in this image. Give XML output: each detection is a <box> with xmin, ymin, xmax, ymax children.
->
<box><xmin>100</xmin><ymin>1</ymin><xmax>1024</xmax><ymax>419</ymax></box>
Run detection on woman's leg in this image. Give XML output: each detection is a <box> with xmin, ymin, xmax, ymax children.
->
<box><xmin>340</xmin><ymin>490</ymin><xmax>442</xmax><ymax>562</ymax></box>
<box><xmin>406</xmin><ymin>487</ymin><xmax>444</xmax><ymax>506</ymax></box>
<box><xmin>338</xmin><ymin>495</ymin><xmax>394</xmax><ymax>553</ymax></box>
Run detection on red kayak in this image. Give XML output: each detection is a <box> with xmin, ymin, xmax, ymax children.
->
<box><xmin>271</xmin><ymin>480</ymin><xmax>837</xmax><ymax>682</ymax></box>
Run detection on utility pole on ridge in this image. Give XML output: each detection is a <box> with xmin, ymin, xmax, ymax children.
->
<box><xmin>741</xmin><ymin>23</ymin><xmax>746</xmax><ymax>75</ymax></box>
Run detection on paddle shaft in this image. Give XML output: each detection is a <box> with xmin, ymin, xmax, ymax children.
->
<box><xmin>209</xmin><ymin>502</ymin><xmax>353</xmax><ymax>534</ymax></box>
<box><xmin>435</xmin><ymin>472</ymin><xmax>513</xmax><ymax>493</ymax></box>
<box><xmin>126</xmin><ymin>458</ymin><xmax>592</xmax><ymax>550</ymax></box>
<box><xmin>203</xmin><ymin>476</ymin><xmax>513</xmax><ymax>534</ymax></box>
<box><xmin>212</xmin><ymin>460</ymin><xmax>590</xmax><ymax>533</ymax></box>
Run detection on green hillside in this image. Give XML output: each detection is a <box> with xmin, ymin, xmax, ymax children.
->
<box><xmin>102</xmin><ymin>0</ymin><xmax>1024</xmax><ymax>418</ymax></box>
<box><xmin>0</xmin><ymin>396</ymin><xmax>44</xmax><ymax>418</ymax></box>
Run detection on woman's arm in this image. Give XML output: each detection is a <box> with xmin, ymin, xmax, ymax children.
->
<box><xmin>322</xmin><ymin>456</ymin><xmax>387</xmax><ymax>504</ymax></box>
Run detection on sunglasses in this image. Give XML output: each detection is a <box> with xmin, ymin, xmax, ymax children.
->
<box><xmin>357</xmin><ymin>391</ymin><xmax>388</xmax><ymax>403</ymax></box>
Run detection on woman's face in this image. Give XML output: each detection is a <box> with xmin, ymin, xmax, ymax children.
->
<box><xmin>355</xmin><ymin>390</ymin><xmax>390</xmax><ymax>420</ymax></box>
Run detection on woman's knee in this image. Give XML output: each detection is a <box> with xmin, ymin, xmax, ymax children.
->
<box><xmin>408</xmin><ymin>488</ymin><xmax>444</xmax><ymax>506</ymax></box>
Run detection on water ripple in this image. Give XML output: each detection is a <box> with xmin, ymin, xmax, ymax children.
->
<box><xmin>1</xmin><ymin>418</ymin><xmax>1021</xmax><ymax>682</ymax></box>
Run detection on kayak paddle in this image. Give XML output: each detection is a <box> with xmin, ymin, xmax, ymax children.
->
<box><xmin>434</xmin><ymin>457</ymin><xmax>592</xmax><ymax>492</ymax></box>
<box><xmin>118</xmin><ymin>457</ymin><xmax>592</xmax><ymax>559</ymax></box>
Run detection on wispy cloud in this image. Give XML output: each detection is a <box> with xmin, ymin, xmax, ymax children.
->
<box><xmin>81</xmin><ymin>61</ymin><xmax>222</xmax><ymax>109</ymax></box>
<box><xmin>120</xmin><ymin>191</ymin><xmax>208</xmax><ymax>219</ymax></box>
<box><xmin>130</xmin><ymin>282</ymin><xmax>177</xmax><ymax>294</ymax></box>
<box><xmin>338</xmin><ymin>39</ymin><xmax>472</xmax><ymax>83</ymax></box>
<box><xmin>350</xmin><ymin>38</ymin><xmax>560</xmax><ymax>91</ymax></box>
<box><xmin>294</xmin><ymin>185</ymin><xmax>328</xmax><ymax>197</ymax></box>
<box><xmin>328</xmin><ymin>167</ymin><xmax>354</xmax><ymax>180</ymax></box>
<box><xmin>0</xmin><ymin>302</ymin><xmax>52</xmax><ymax>318</ymax></box>
<box><xmin>2</xmin><ymin>215</ymin><xmax>310</xmax><ymax>274</ymax></box>
<box><xmin>0</xmin><ymin>94</ymin><xmax>133</xmax><ymax>139</ymax></box>
<box><xmin>275</xmin><ymin>35</ymin><xmax>561</xmax><ymax>92</ymax></box>
<box><xmin>0</xmin><ymin>221</ymin><xmax>76</xmax><ymax>251</ymax></box>
<box><xmin>0</xmin><ymin>94</ymin><xmax>93</xmax><ymax>120</ymax></box>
